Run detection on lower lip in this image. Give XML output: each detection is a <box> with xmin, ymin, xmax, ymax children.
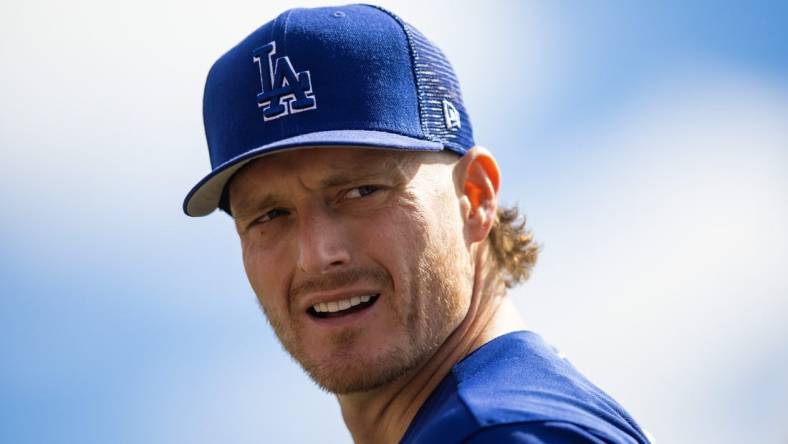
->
<box><xmin>306</xmin><ymin>296</ymin><xmax>379</xmax><ymax>328</ymax></box>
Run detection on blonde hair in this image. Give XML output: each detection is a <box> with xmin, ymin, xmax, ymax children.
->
<box><xmin>487</xmin><ymin>205</ymin><xmax>540</xmax><ymax>288</ymax></box>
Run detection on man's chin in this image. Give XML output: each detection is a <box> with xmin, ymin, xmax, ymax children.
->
<box><xmin>300</xmin><ymin>347</ymin><xmax>421</xmax><ymax>395</ymax></box>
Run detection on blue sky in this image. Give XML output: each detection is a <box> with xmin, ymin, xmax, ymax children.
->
<box><xmin>2</xmin><ymin>1</ymin><xmax>787</xmax><ymax>443</ymax></box>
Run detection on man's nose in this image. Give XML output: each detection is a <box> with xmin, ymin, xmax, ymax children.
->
<box><xmin>296</xmin><ymin>207</ymin><xmax>352</xmax><ymax>274</ymax></box>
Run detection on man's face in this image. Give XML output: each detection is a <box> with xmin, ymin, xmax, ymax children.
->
<box><xmin>229</xmin><ymin>148</ymin><xmax>474</xmax><ymax>394</ymax></box>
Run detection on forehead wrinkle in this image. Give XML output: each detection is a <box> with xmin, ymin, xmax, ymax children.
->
<box><xmin>232</xmin><ymin>149</ymin><xmax>416</xmax><ymax>217</ymax></box>
<box><xmin>306</xmin><ymin>150</ymin><xmax>411</xmax><ymax>189</ymax></box>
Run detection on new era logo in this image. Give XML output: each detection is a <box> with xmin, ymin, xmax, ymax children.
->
<box><xmin>443</xmin><ymin>99</ymin><xmax>461</xmax><ymax>130</ymax></box>
<box><xmin>253</xmin><ymin>41</ymin><xmax>317</xmax><ymax>121</ymax></box>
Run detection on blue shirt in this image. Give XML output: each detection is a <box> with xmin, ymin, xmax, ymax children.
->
<box><xmin>401</xmin><ymin>331</ymin><xmax>650</xmax><ymax>443</ymax></box>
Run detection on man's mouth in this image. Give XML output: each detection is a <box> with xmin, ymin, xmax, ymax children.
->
<box><xmin>307</xmin><ymin>294</ymin><xmax>380</xmax><ymax>319</ymax></box>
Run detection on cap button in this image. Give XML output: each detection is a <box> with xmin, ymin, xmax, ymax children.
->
<box><xmin>332</xmin><ymin>11</ymin><xmax>346</xmax><ymax>18</ymax></box>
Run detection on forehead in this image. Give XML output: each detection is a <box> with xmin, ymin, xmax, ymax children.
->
<box><xmin>232</xmin><ymin>147</ymin><xmax>413</xmax><ymax>186</ymax></box>
<box><xmin>227</xmin><ymin>147</ymin><xmax>428</xmax><ymax>213</ymax></box>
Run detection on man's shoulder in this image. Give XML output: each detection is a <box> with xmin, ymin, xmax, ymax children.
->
<box><xmin>400</xmin><ymin>331</ymin><xmax>650</xmax><ymax>444</ymax></box>
<box><xmin>463</xmin><ymin>420</ymin><xmax>632</xmax><ymax>444</ymax></box>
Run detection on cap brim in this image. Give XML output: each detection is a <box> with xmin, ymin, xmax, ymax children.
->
<box><xmin>183</xmin><ymin>129</ymin><xmax>444</xmax><ymax>217</ymax></box>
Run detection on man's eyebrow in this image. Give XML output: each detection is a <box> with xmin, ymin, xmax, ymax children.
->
<box><xmin>233</xmin><ymin>155</ymin><xmax>407</xmax><ymax>218</ymax></box>
<box><xmin>232</xmin><ymin>171</ymin><xmax>380</xmax><ymax>219</ymax></box>
<box><xmin>319</xmin><ymin>170</ymin><xmax>386</xmax><ymax>188</ymax></box>
<box><xmin>232</xmin><ymin>192</ymin><xmax>284</xmax><ymax>221</ymax></box>
<box><xmin>320</xmin><ymin>155</ymin><xmax>406</xmax><ymax>187</ymax></box>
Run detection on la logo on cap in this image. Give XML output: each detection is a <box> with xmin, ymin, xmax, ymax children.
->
<box><xmin>253</xmin><ymin>41</ymin><xmax>317</xmax><ymax>121</ymax></box>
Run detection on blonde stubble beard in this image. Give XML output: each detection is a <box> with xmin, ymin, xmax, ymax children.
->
<box><xmin>258</xmin><ymin>231</ymin><xmax>472</xmax><ymax>395</ymax></box>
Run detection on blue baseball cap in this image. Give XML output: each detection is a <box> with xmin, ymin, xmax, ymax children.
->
<box><xmin>183</xmin><ymin>4</ymin><xmax>475</xmax><ymax>216</ymax></box>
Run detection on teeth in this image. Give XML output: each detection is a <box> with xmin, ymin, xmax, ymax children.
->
<box><xmin>312</xmin><ymin>295</ymin><xmax>375</xmax><ymax>313</ymax></box>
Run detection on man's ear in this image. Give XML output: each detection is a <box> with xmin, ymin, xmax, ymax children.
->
<box><xmin>457</xmin><ymin>146</ymin><xmax>500</xmax><ymax>244</ymax></box>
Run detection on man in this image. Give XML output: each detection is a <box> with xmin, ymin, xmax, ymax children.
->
<box><xmin>184</xmin><ymin>4</ymin><xmax>651</xmax><ymax>443</ymax></box>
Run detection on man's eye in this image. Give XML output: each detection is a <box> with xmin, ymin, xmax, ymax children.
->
<box><xmin>344</xmin><ymin>185</ymin><xmax>379</xmax><ymax>200</ymax></box>
<box><xmin>256</xmin><ymin>208</ymin><xmax>289</xmax><ymax>224</ymax></box>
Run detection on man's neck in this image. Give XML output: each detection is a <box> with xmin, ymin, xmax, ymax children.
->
<box><xmin>337</xmin><ymin>248</ymin><xmax>528</xmax><ymax>444</ymax></box>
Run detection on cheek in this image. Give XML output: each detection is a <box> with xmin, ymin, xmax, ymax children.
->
<box><xmin>241</xmin><ymin>238</ymin><xmax>293</xmax><ymax>312</ymax></box>
<box><xmin>404</xmin><ymin>183</ymin><xmax>475</xmax><ymax>297</ymax></box>
<box><xmin>433</xmin><ymin>182</ymin><xmax>467</xmax><ymax>244</ymax></box>
<box><xmin>395</xmin><ymin>185</ymin><xmax>467</xmax><ymax>260</ymax></box>
<box><xmin>376</xmin><ymin>197</ymin><xmax>430</xmax><ymax>250</ymax></box>
<box><xmin>365</xmin><ymin>196</ymin><xmax>436</xmax><ymax>286</ymax></box>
